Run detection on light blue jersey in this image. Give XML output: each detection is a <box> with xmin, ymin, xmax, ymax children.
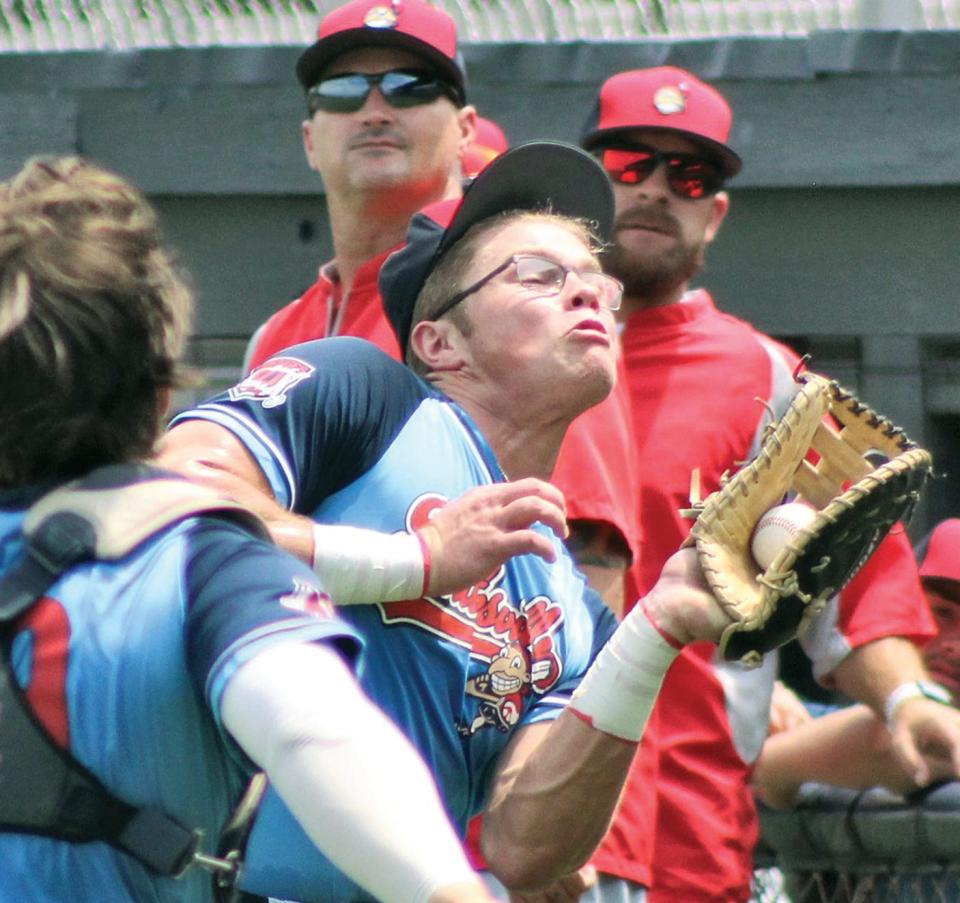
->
<box><xmin>0</xmin><ymin>481</ymin><xmax>359</xmax><ymax>903</ymax></box>
<box><xmin>173</xmin><ymin>337</ymin><xmax>617</xmax><ymax>902</ymax></box>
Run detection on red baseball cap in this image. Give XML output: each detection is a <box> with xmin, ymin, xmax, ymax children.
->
<box><xmin>919</xmin><ymin>519</ymin><xmax>960</xmax><ymax>581</ymax></box>
<box><xmin>296</xmin><ymin>0</ymin><xmax>466</xmax><ymax>104</ymax></box>
<box><xmin>380</xmin><ymin>141</ymin><xmax>615</xmax><ymax>352</ymax></box>
<box><xmin>581</xmin><ymin>66</ymin><xmax>742</xmax><ymax>178</ymax></box>
<box><xmin>462</xmin><ymin>116</ymin><xmax>509</xmax><ymax>178</ymax></box>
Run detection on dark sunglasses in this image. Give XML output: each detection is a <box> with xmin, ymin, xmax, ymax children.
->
<box><xmin>599</xmin><ymin>144</ymin><xmax>724</xmax><ymax>200</ymax></box>
<box><xmin>432</xmin><ymin>254</ymin><xmax>623</xmax><ymax>322</ymax></box>
<box><xmin>307</xmin><ymin>68</ymin><xmax>460</xmax><ymax>114</ymax></box>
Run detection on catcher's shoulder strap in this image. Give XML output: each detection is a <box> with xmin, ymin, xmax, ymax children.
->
<box><xmin>0</xmin><ymin>462</ymin><xmax>268</xmax><ymax>891</ymax></box>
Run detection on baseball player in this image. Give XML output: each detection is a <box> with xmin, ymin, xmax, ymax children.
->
<box><xmin>157</xmin><ymin>141</ymin><xmax>732</xmax><ymax>901</ymax></box>
<box><xmin>575</xmin><ymin>67</ymin><xmax>960</xmax><ymax>902</ymax></box>
<box><xmin>0</xmin><ymin>156</ymin><xmax>495</xmax><ymax>903</ymax></box>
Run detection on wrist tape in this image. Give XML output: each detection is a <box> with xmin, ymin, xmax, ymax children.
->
<box><xmin>570</xmin><ymin>600</ymin><xmax>681</xmax><ymax>742</ymax></box>
<box><xmin>311</xmin><ymin>524</ymin><xmax>429</xmax><ymax>604</ymax></box>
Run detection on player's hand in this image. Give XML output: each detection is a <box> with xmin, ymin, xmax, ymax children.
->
<box><xmin>889</xmin><ymin>697</ymin><xmax>960</xmax><ymax>786</ymax></box>
<box><xmin>419</xmin><ymin>479</ymin><xmax>569</xmax><ymax>597</ymax></box>
<box><xmin>768</xmin><ymin>681</ymin><xmax>813</xmax><ymax>736</ymax></box>
<box><xmin>642</xmin><ymin>547</ymin><xmax>731</xmax><ymax>646</ymax></box>
<box><xmin>506</xmin><ymin>865</ymin><xmax>597</xmax><ymax>902</ymax></box>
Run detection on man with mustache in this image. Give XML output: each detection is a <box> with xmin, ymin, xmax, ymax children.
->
<box><xmin>573</xmin><ymin>67</ymin><xmax>960</xmax><ymax>902</ymax></box>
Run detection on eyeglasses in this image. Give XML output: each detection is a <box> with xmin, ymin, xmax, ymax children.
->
<box><xmin>307</xmin><ymin>69</ymin><xmax>461</xmax><ymax>114</ymax></box>
<box><xmin>432</xmin><ymin>254</ymin><xmax>623</xmax><ymax>321</ymax></box>
<box><xmin>599</xmin><ymin>144</ymin><xmax>724</xmax><ymax>200</ymax></box>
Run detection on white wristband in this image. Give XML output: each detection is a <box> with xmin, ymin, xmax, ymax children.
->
<box><xmin>884</xmin><ymin>679</ymin><xmax>953</xmax><ymax>725</ymax></box>
<box><xmin>311</xmin><ymin>524</ymin><xmax>428</xmax><ymax>604</ymax></box>
<box><xmin>569</xmin><ymin>600</ymin><xmax>682</xmax><ymax>742</ymax></box>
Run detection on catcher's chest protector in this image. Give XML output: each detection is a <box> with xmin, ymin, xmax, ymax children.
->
<box><xmin>0</xmin><ymin>463</ymin><xmax>267</xmax><ymax>898</ymax></box>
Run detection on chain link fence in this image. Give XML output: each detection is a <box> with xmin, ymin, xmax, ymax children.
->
<box><xmin>753</xmin><ymin>781</ymin><xmax>960</xmax><ymax>903</ymax></box>
<box><xmin>1</xmin><ymin>0</ymin><xmax>958</xmax><ymax>51</ymax></box>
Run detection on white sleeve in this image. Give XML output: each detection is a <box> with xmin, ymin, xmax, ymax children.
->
<box><xmin>220</xmin><ymin>642</ymin><xmax>478</xmax><ymax>903</ymax></box>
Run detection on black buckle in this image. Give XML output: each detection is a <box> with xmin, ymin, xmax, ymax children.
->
<box><xmin>28</xmin><ymin>511</ymin><xmax>97</xmax><ymax>575</ymax></box>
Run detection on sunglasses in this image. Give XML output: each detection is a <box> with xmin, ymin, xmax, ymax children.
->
<box><xmin>432</xmin><ymin>253</ymin><xmax>623</xmax><ymax>321</ymax></box>
<box><xmin>307</xmin><ymin>68</ymin><xmax>461</xmax><ymax>114</ymax></box>
<box><xmin>599</xmin><ymin>144</ymin><xmax>724</xmax><ymax>200</ymax></box>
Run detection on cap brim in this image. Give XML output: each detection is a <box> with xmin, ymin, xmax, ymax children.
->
<box><xmin>438</xmin><ymin>140</ymin><xmax>615</xmax><ymax>256</ymax></box>
<box><xmin>296</xmin><ymin>28</ymin><xmax>465</xmax><ymax>102</ymax></box>
<box><xmin>583</xmin><ymin>126</ymin><xmax>743</xmax><ymax>179</ymax></box>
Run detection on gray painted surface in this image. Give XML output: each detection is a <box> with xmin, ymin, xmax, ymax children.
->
<box><xmin>2</xmin><ymin>32</ymin><xmax>959</xmax><ymax>527</ymax></box>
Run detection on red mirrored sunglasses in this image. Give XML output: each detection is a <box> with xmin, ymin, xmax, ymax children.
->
<box><xmin>599</xmin><ymin>144</ymin><xmax>725</xmax><ymax>200</ymax></box>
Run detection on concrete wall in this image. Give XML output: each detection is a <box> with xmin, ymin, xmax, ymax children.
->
<box><xmin>2</xmin><ymin>31</ymin><xmax>959</xmax><ymax>529</ymax></box>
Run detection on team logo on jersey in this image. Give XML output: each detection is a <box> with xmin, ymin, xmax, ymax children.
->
<box><xmin>279</xmin><ymin>578</ymin><xmax>335</xmax><ymax>619</ymax></box>
<box><xmin>459</xmin><ymin>642</ymin><xmax>533</xmax><ymax>736</ymax></box>
<box><xmin>229</xmin><ymin>357</ymin><xmax>314</xmax><ymax>409</ymax></box>
<box><xmin>654</xmin><ymin>84</ymin><xmax>686</xmax><ymax>115</ymax></box>
<box><xmin>378</xmin><ymin>493</ymin><xmax>565</xmax><ymax>735</ymax></box>
<box><xmin>363</xmin><ymin>3</ymin><xmax>399</xmax><ymax>28</ymax></box>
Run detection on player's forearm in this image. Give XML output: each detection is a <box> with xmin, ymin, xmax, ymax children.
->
<box><xmin>753</xmin><ymin>704</ymin><xmax>917</xmax><ymax>809</ymax></box>
<box><xmin>830</xmin><ymin>636</ymin><xmax>929</xmax><ymax>718</ymax></box>
<box><xmin>480</xmin><ymin>711</ymin><xmax>635</xmax><ymax>891</ymax></box>
<box><xmin>481</xmin><ymin>594</ymin><xmax>682</xmax><ymax>890</ymax></box>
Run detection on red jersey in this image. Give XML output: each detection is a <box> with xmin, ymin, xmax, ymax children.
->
<box><xmin>246</xmin><ymin>251</ymin><xmax>400</xmax><ymax>370</ymax></box>
<box><xmin>552</xmin><ymin>352</ymin><xmax>642</xmax><ymax>567</ymax></box>
<box><xmin>600</xmin><ymin>290</ymin><xmax>935</xmax><ymax>901</ymax></box>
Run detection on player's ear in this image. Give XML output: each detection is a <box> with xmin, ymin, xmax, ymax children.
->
<box><xmin>704</xmin><ymin>190</ymin><xmax>730</xmax><ymax>244</ymax></box>
<box><xmin>302</xmin><ymin>118</ymin><xmax>320</xmax><ymax>173</ymax></box>
<box><xmin>409</xmin><ymin>318</ymin><xmax>468</xmax><ymax>373</ymax></box>
<box><xmin>456</xmin><ymin>105</ymin><xmax>478</xmax><ymax>158</ymax></box>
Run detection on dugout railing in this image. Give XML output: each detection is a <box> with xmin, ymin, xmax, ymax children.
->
<box><xmin>754</xmin><ymin>781</ymin><xmax>960</xmax><ymax>902</ymax></box>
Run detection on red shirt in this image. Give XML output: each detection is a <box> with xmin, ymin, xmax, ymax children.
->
<box><xmin>247</xmin><ymin>251</ymin><xmax>401</xmax><ymax>369</ymax></box>
<box><xmin>601</xmin><ymin>290</ymin><xmax>935</xmax><ymax>901</ymax></box>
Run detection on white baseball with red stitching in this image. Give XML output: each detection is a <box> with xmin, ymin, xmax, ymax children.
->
<box><xmin>750</xmin><ymin>502</ymin><xmax>816</xmax><ymax>570</ymax></box>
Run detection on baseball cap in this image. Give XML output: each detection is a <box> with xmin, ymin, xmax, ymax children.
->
<box><xmin>380</xmin><ymin>140</ymin><xmax>615</xmax><ymax>352</ymax></box>
<box><xmin>462</xmin><ymin>116</ymin><xmax>509</xmax><ymax>178</ymax></box>
<box><xmin>581</xmin><ymin>66</ymin><xmax>742</xmax><ymax>178</ymax></box>
<box><xmin>919</xmin><ymin>519</ymin><xmax>960</xmax><ymax>581</ymax></box>
<box><xmin>296</xmin><ymin>0</ymin><xmax>467</xmax><ymax>104</ymax></box>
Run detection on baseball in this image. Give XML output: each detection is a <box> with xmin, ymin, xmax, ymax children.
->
<box><xmin>751</xmin><ymin>502</ymin><xmax>817</xmax><ymax>570</ymax></box>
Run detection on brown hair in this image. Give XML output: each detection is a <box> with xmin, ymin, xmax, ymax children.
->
<box><xmin>405</xmin><ymin>210</ymin><xmax>600</xmax><ymax>376</ymax></box>
<box><xmin>0</xmin><ymin>156</ymin><xmax>194</xmax><ymax>486</ymax></box>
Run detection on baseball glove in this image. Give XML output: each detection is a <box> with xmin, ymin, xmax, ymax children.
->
<box><xmin>687</xmin><ymin>370</ymin><xmax>933</xmax><ymax>666</ymax></box>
